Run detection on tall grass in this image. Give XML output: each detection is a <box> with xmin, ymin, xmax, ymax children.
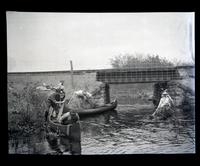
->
<box><xmin>8</xmin><ymin>81</ymin><xmax>47</xmax><ymax>138</ymax></box>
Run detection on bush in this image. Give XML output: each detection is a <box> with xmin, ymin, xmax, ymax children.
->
<box><xmin>8</xmin><ymin>82</ymin><xmax>48</xmax><ymax>138</ymax></box>
<box><xmin>110</xmin><ymin>53</ymin><xmax>174</xmax><ymax>68</ymax></box>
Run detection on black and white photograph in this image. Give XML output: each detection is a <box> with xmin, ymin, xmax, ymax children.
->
<box><xmin>7</xmin><ymin>12</ymin><xmax>195</xmax><ymax>155</ymax></box>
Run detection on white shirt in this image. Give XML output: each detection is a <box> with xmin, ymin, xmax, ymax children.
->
<box><xmin>157</xmin><ymin>95</ymin><xmax>174</xmax><ymax>109</ymax></box>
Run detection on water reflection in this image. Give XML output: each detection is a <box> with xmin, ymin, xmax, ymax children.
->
<box><xmin>9</xmin><ymin>130</ymin><xmax>81</xmax><ymax>155</ymax></box>
<box><xmin>46</xmin><ymin>132</ymin><xmax>81</xmax><ymax>155</ymax></box>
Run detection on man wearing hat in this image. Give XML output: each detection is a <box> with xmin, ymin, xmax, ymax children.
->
<box><xmin>152</xmin><ymin>89</ymin><xmax>174</xmax><ymax>118</ymax></box>
<box><xmin>45</xmin><ymin>85</ymin><xmax>66</xmax><ymax>122</ymax></box>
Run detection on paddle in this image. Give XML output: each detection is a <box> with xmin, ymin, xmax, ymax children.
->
<box><xmin>56</xmin><ymin>98</ymin><xmax>68</xmax><ymax>121</ymax></box>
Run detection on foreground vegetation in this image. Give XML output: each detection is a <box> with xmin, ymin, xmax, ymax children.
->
<box><xmin>8</xmin><ymin>81</ymin><xmax>48</xmax><ymax>138</ymax></box>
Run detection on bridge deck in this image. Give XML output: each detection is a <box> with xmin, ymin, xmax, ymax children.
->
<box><xmin>96</xmin><ymin>67</ymin><xmax>184</xmax><ymax>84</ymax></box>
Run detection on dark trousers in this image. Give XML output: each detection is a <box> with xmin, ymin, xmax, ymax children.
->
<box><xmin>45</xmin><ymin>99</ymin><xmax>58</xmax><ymax>121</ymax></box>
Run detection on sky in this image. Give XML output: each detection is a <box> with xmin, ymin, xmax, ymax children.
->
<box><xmin>7</xmin><ymin>12</ymin><xmax>195</xmax><ymax>72</ymax></box>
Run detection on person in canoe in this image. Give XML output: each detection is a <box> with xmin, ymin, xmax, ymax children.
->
<box><xmin>58</xmin><ymin>111</ymin><xmax>80</xmax><ymax>125</ymax></box>
<box><xmin>44</xmin><ymin>84</ymin><xmax>66</xmax><ymax>122</ymax></box>
<box><xmin>67</xmin><ymin>83</ymin><xmax>107</xmax><ymax>111</ymax></box>
<box><xmin>45</xmin><ymin>81</ymin><xmax>80</xmax><ymax>124</ymax></box>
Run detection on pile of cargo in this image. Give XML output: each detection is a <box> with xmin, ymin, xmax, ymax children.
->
<box><xmin>67</xmin><ymin>83</ymin><xmax>106</xmax><ymax>110</ymax></box>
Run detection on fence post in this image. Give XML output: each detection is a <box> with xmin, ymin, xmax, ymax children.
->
<box><xmin>70</xmin><ymin>60</ymin><xmax>74</xmax><ymax>89</ymax></box>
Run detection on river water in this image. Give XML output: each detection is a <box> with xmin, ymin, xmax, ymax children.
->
<box><xmin>8</xmin><ymin>105</ymin><xmax>195</xmax><ymax>154</ymax></box>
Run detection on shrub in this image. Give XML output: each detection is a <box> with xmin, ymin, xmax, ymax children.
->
<box><xmin>8</xmin><ymin>82</ymin><xmax>47</xmax><ymax>138</ymax></box>
<box><xmin>110</xmin><ymin>53</ymin><xmax>174</xmax><ymax>68</ymax></box>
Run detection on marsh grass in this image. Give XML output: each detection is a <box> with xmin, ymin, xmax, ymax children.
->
<box><xmin>8</xmin><ymin>81</ymin><xmax>47</xmax><ymax>138</ymax></box>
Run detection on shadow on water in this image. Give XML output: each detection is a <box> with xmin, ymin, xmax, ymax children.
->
<box><xmin>9</xmin><ymin>105</ymin><xmax>195</xmax><ymax>154</ymax></box>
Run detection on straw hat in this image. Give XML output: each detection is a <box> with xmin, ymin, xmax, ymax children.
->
<box><xmin>162</xmin><ymin>91</ymin><xmax>168</xmax><ymax>95</ymax></box>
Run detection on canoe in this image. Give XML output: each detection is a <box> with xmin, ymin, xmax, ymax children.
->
<box><xmin>46</xmin><ymin>99</ymin><xmax>117</xmax><ymax>139</ymax></box>
<box><xmin>47</xmin><ymin>115</ymin><xmax>81</xmax><ymax>141</ymax></box>
<box><xmin>72</xmin><ymin>99</ymin><xmax>118</xmax><ymax>116</ymax></box>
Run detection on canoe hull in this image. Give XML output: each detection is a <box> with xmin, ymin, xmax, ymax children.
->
<box><xmin>73</xmin><ymin>99</ymin><xmax>118</xmax><ymax>116</ymax></box>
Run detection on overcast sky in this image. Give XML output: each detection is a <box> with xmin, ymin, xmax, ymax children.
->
<box><xmin>7</xmin><ymin>12</ymin><xmax>194</xmax><ymax>72</ymax></box>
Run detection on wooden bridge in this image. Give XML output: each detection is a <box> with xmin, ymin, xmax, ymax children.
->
<box><xmin>96</xmin><ymin>65</ymin><xmax>194</xmax><ymax>104</ymax></box>
<box><xmin>96</xmin><ymin>66</ymin><xmax>194</xmax><ymax>84</ymax></box>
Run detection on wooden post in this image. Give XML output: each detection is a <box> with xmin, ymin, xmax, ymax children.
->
<box><xmin>70</xmin><ymin>60</ymin><xmax>74</xmax><ymax>89</ymax></box>
<box><xmin>104</xmin><ymin>83</ymin><xmax>110</xmax><ymax>104</ymax></box>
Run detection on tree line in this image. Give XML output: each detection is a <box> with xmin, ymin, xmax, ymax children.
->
<box><xmin>110</xmin><ymin>53</ymin><xmax>194</xmax><ymax>68</ymax></box>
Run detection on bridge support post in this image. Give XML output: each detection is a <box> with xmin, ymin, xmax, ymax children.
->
<box><xmin>104</xmin><ymin>83</ymin><xmax>110</xmax><ymax>104</ymax></box>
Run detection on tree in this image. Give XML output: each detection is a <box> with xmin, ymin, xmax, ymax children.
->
<box><xmin>110</xmin><ymin>53</ymin><xmax>174</xmax><ymax>68</ymax></box>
